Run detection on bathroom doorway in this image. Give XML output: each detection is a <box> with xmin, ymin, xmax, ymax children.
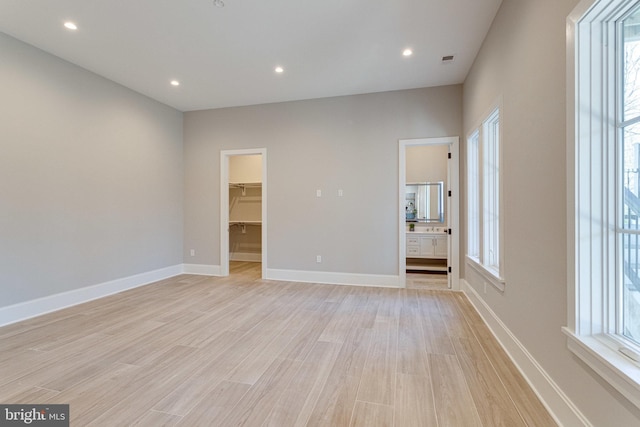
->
<box><xmin>399</xmin><ymin>137</ymin><xmax>459</xmax><ymax>290</ymax></box>
<box><xmin>220</xmin><ymin>148</ymin><xmax>267</xmax><ymax>279</ymax></box>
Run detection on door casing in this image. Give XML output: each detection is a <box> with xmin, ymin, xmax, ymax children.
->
<box><xmin>399</xmin><ymin>137</ymin><xmax>460</xmax><ymax>290</ymax></box>
<box><xmin>220</xmin><ymin>148</ymin><xmax>267</xmax><ymax>277</ymax></box>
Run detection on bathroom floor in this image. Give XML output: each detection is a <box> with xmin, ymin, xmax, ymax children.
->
<box><xmin>406</xmin><ymin>272</ymin><xmax>449</xmax><ymax>290</ymax></box>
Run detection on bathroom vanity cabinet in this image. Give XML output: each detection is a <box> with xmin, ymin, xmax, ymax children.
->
<box><xmin>406</xmin><ymin>232</ymin><xmax>448</xmax><ymax>271</ymax></box>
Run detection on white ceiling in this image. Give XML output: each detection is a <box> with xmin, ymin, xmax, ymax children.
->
<box><xmin>0</xmin><ymin>0</ymin><xmax>502</xmax><ymax>112</ymax></box>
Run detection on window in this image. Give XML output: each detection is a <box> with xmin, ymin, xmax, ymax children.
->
<box><xmin>483</xmin><ymin>109</ymin><xmax>500</xmax><ymax>273</ymax></box>
<box><xmin>467</xmin><ymin>130</ymin><xmax>480</xmax><ymax>260</ymax></box>
<box><xmin>620</xmin><ymin>4</ymin><xmax>640</xmax><ymax>350</ymax></box>
<box><xmin>566</xmin><ymin>0</ymin><xmax>640</xmax><ymax>409</ymax></box>
<box><xmin>466</xmin><ymin>107</ymin><xmax>504</xmax><ymax>290</ymax></box>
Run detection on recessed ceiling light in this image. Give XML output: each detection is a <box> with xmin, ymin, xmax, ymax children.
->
<box><xmin>275</xmin><ymin>66</ymin><xmax>284</xmax><ymax>74</ymax></box>
<box><xmin>170</xmin><ymin>80</ymin><xmax>180</xmax><ymax>86</ymax></box>
<box><xmin>64</xmin><ymin>22</ymin><xmax>78</xmax><ymax>31</ymax></box>
<box><xmin>403</xmin><ymin>48</ymin><xmax>413</xmax><ymax>57</ymax></box>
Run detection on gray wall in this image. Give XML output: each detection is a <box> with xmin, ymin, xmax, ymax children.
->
<box><xmin>462</xmin><ymin>0</ymin><xmax>640</xmax><ymax>425</ymax></box>
<box><xmin>0</xmin><ymin>33</ymin><xmax>184</xmax><ymax>307</ymax></box>
<box><xmin>184</xmin><ymin>86</ymin><xmax>462</xmax><ymax>275</ymax></box>
<box><xmin>2</xmin><ymin>3</ymin><xmax>635</xmax><ymax>422</ymax></box>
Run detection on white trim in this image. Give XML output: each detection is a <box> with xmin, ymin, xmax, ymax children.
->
<box><xmin>266</xmin><ymin>268</ymin><xmax>402</xmax><ymax>288</ymax></box>
<box><xmin>0</xmin><ymin>265</ymin><xmax>182</xmax><ymax>327</ymax></box>
<box><xmin>220</xmin><ymin>153</ymin><xmax>230</xmax><ymax>277</ymax></box>
<box><xmin>220</xmin><ymin>148</ymin><xmax>267</xmax><ymax>279</ymax></box>
<box><xmin>182</xmin><ymin>263</ymin><xmax>221</xmax><ymax>276</ymax></box>
<box><xmin>466</xmin><ymin>255</ymin><xmax>506</xmax><ymax>292</ymax></box>
<box><xmin>563</xmin><ymin>328</ymin><xmax>640</xmax><ymax>410</ymax></box>
<box><xmin>230</xmin><ymin>252</ymin><xmax>261</xmax><ymax>262</ymax></box>
<box><xmin>465</xmin><ymin>101</ymin><xmax>505</xmax><ymax>281</ymax></box>
<box><xmin>567</xmin><ymin>0</ymin><xmax>640</xmax><ymax>411</ymax></box>
<box><xmin>566</xmin><ymin>0</ymin><xmax>580</xmax><ymax>335</ymax></box>
<box><xmin>463</xmin><ymin>280</ymin><xmax>592</xmax><ymax>427</ymax></box>
<box><xmin>450</xmin><ymin>139</ymin><xmax>461</xmax><ymax>290</ymax></box>
<box><xmin>398</xmin><ymin>136</ymin><xmax>460</xmax><ymax>290</ymax></box>
<box><xmin>466</xmin><ymin>98</ymin><xmax>504</xmax><ymax>137</ymax></box>
<box><xmin>467</xmin><ymin>130</ymin><xmax>480</xmax><ymax>260</ymax></box>
<box><xmin>482</xmin><ymin>107</ymin><xmax>503</xmax><ymax>276</ymax></box>
<box><xmin>399</xmin><ymin>141</ymin><xmax>407</xmax><ymax>286</ymax></box>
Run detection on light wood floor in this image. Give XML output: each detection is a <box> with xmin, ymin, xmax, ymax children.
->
<box><xmin>0</xmin><ymin>262</ymin><xmax>556</xmax><ymax>426</ymax></box>
<box><xmin>406</xmin><ymin>272</ymin><xmax>449</xmax><ymax>290</ymax></box>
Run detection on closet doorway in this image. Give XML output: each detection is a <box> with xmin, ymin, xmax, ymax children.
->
<box><xmin>220</xmin><ymin>148</ymin><xmax>267</xmax><ymax>278</ymax></box>
<box><xmin>399</xmin><ymin>137</ymin><xmax>459</xmax><ymax>290</ymax></box>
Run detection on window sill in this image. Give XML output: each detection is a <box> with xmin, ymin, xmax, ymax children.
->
<box><xmin>466</xmin><ymin>256</ymin><xmax>505</xmax><ymax>292</ymax></box>
<box><xmin>562</xmin><ymin>327</ymin><xmax>640</xmax><ymax>410</ymax></box>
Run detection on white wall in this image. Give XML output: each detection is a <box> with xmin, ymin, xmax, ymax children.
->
<box><xmin>0</xmin><ymin>33</ymin><xmax>184</xmax><ymax>308</ymax></box>
<box><xmin>462</xmin><ymin>0</ymin><xmax>640</xmax><ymax>425</ymax></box>
<box><xmin>184</xmin><ymin>86</ymin><xmax>462</xmax><ymax>276</ymax></box>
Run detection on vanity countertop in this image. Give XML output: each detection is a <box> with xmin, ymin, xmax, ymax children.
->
<box><xmin>407</xmin><ymin>226</ymin><xmax>447</xmax><ymax>235</ymax></box>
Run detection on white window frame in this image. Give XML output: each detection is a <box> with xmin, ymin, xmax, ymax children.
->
<box><xmin>564</xmin><ymin>0</ymin><xmax>640</xmax><ymax>410</ymax></box>
<box><xmin>467</xmin><ymin>130</ymin><xmax>480</xmax><ymax>260</ymax></box>
<box><xmin>466</xmin><ymin>106</ymin><xmax>505</xmax><ymax>291</ymax></box>
<box><xmin>483</xmin><ymin>109</ymin><xmax>501</xmax><ymax>275</ymax></box>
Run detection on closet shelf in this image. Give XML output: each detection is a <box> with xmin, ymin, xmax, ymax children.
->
<box><xmin>230</xmin><ymin>221</ymin><xmax>261</xmax><ymax>233</ymax></box>
<box><xmin>229</xmin><ymin>182</ymin><xmax>261</xmax><ymax>188</ymax></box>
<box><xmin>229</xmin><ymin>182</ymin><xmax>261</xmax><ymax>195</ymax></box>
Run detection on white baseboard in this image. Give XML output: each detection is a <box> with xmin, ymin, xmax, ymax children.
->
<box><xmin>182</xmin><ymin>264</ymin><xmax>221</xmax><ymax>276</ymax></box>
<box><xmin>0</xmin><ymin>264</ymin><xmax>400</xmax><ymax>329</ymax></box>
<box><xmin>0</xmin><ymin>264</ymin><xmax>182</xmax><ymax>328</ymax></box>
<box><xmin>230</xmin><ymin>253</ymin><xmax>261</xmax><ymax>262</ymax></box>
<box><xmin>462</xmin><ymin>279</ymin><xmax>591</xmax><ymax>427</ymax></box>
<box><xmin>266</xmin><ymin>268</ymin><xmax>402</xmax><ymax>288</ymax></box>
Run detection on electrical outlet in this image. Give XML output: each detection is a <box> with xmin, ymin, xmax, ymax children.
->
<box><xmin>316</xmin><ymin>189</ymin><xmax>322</xmax><ymax>197</ymax></box>
<box><xmin>338</xmin><ymin>189</ymin><xmax>343</xmax><ymax>197</ymax></box>
<box><xmin>316</xmin><ymin>255</ymin><xmax>322</xmax><ymax>263</ymax></box>
<box><xmin>190</xmin><ymin>249</ymin><xmax>195</xmax><ymax>257</ymax></box>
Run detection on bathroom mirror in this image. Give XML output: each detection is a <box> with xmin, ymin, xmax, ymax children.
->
<box><xmin>405</xmin><ymin>182</ymin><xmax>444</xmax><ymax>223</ymax></box>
